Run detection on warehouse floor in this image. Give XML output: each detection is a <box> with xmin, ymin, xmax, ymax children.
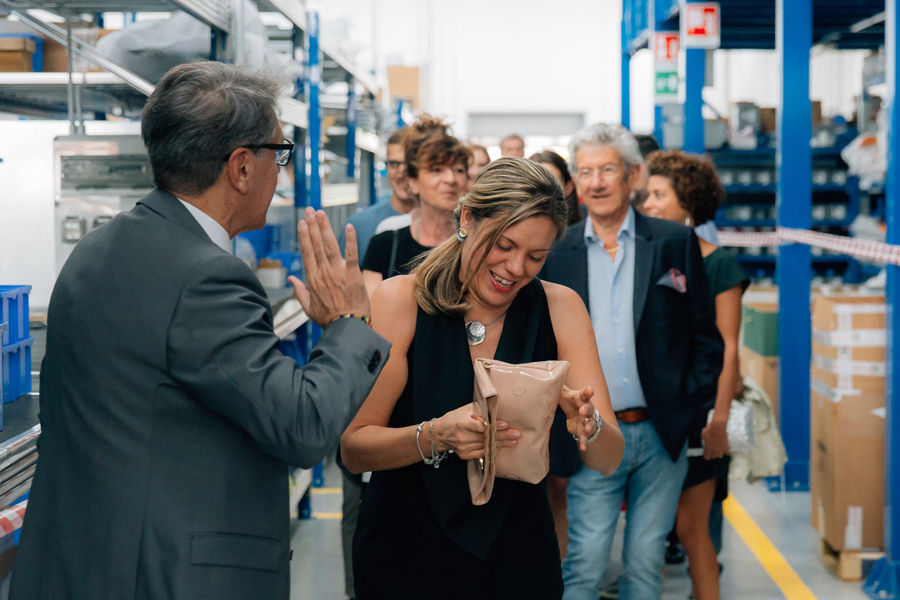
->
<box><xmin>289</xmin><ymin>460</ymin><xmax>871</xmax><ymax>600</ymax></box>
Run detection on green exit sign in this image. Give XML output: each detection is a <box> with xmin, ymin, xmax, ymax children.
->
<box><xmin>656</xmin><ymin>71</ymin><xmax>679</xmax><ymax>94</ymax></box>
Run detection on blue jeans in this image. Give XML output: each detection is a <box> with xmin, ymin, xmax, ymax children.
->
<box><xmin>562</xmin><ymin>421</ymin><xmax>688</xmax><ymax>600</ymax></box>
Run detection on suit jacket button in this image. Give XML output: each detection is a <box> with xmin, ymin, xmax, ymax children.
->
<box><xmin>368</xmin><ymin>350</ymin><xmax>382</xmax><ymax>373</ymax></box>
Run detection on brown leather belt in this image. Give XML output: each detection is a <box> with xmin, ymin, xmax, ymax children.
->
<box><xmin>615</xmin><ymin>407</ymin><xmax>651</xmax><ymax>424</ymax></box>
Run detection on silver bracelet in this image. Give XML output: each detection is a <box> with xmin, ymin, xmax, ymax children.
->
<box><xmin>429</xmin><ymin>418</ymin><xmax>449</xmax><ymax>469</ymax></box>
<box><xmin>416</xmin><ymin>421</ymin><xmax>433</xmax><ymax>465</ymax></box>
<box><xmin>572</xmin><ymin>409</ymin><xmax>603</xmax><ymax>445</ymax></box>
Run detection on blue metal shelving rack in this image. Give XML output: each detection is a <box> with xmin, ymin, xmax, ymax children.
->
<box><xmin>622</xmin><ymin>2</ymin><xmax>890</xmax><ymax>593</ymax></box>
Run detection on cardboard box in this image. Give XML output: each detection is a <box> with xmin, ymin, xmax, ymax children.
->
<box><xmin>387</xmin><ymin>65</ymin><xmax>421</xmax><ymax>109</ymax></box>
<box><xmin>810</xmin><ymin>385</ymin><xmax>884</xmax><ymax>551</ymax></box>
<box><xmin>742</xmin><ymin>302</ymin><xmax>778</xmax><ymax>358</ymax></box>
<box><xmin>760</xmin><ymin>107</ymin><xmax>777</xmax><ymax>133</ymax></box>
<box><xmin>42</xmin><ymin>28</ymin><xmax>114</xmax><ymax>73</ymax></box>
<box><xmin>0</xmin><ymin>37</ymin><xmax>35</xmax><ymax>73</ymax></box>
<box><xmin>812</xmin><ymin>100</ymin><xmax>823</xmax><ymax>125</ymax></box>
<box><xmin>812</xmin><ymin>296</ymin><xmax>885</xmax><ymax>333</ymax></box>
<box><xmin>740</xmin><ymin>346</ymin><xmax>779</xmax><ymax>416</ymax></box>
<box><xmin>811</xmin><ymin>365</ymin><xmax>884</xmax><ymax>391</ymax></box>
<box><xmin>811</xmin><ymin>296</ymin><xmax>885</xmax><ymax>390</ymax></box>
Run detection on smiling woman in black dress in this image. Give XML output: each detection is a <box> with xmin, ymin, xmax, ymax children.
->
<box><xmin>341</xmin><ymin>158</ymin><xmax>625</xmax><ymax>599</ymax></box>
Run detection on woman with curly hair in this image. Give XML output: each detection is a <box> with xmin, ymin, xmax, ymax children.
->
<box><xmin>362</xmin><ymin>116</ymin><xmax>470</xmax><ymax>295</ymax></box>
<box><xmin>642</xmin><ymin>150</ymin><xmax>749</xmax><ymax>600</ymax></box>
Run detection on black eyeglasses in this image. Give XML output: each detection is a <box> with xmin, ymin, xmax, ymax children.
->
<box><xmin>222</xmin><ymin>139</ymin><xmax>294</xmax><ymax>166</ymax></box>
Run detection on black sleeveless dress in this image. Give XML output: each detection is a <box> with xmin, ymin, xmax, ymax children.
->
<box><xmin>353</xmin><ymin>278</ymin><xmax>563</xmax><ymax>599</ymax></box>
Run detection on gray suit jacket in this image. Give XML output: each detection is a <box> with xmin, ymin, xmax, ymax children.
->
<box><xmin>10</xmin><ymin>189</ymin><xmax>390</xmax><ymax>600</ymax></box>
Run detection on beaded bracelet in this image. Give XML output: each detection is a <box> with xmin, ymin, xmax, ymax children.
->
<box><xmin>332</xmin><ymin>313</ymin><xmax>371</xmax><ymax>327</ymax></box>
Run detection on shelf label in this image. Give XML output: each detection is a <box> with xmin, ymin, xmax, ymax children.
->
<box><xmin>681</xmin><ymin>2</ymin><xmax>721</xmax><ymax>50</ymax></box>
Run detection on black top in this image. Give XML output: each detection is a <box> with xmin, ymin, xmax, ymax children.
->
<box><xmin>361</xmin><ymin>226</ymin><xmax>431</xmax><ymax>279</ymax></box>
<box><xmin>353</xmin><ymin>279</ymin><xmax>564</xmax><ymax>598</ymax></box>
<box><xmin>703</xmin><ymin>248</ymin><xmax>750</xmax><ymax>296</ymax></box>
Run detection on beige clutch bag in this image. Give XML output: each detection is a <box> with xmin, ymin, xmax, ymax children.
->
<box><xmin>468</xmin><ymin>358</ymin><xmax>570</xmax><ymax>505</ymax></box>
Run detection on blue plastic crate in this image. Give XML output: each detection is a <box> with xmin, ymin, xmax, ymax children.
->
<box><xmin>0</xmin><ymin>286</ymin><xmax>30</xmax><ymax>347</ymax></box>
<box><xmin>1</xmin><ymin>336</ymin><xmax>32</xmax><ymax>406</ymax></box>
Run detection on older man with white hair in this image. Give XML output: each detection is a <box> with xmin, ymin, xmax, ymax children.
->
<box><xmin>541</xmin><ymin>123</ymin><xmax>722</xmax><ymax>600</ymax></box>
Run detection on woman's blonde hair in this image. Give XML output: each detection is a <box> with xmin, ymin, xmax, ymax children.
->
<box><xmin>412</xmin><ymin>157</ymin><xmax>568</xmax><ymax>316</ymax></box>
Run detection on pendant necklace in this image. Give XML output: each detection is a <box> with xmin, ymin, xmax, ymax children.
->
<box><xmin>465</xmin><ymin>312</ymin><xmax>507</xmax><ymax>346</ymax></box>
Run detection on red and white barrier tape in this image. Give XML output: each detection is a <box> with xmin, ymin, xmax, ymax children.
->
<box><xmin>717</xmin><ymin>231</ymin><xmax>781</xmax><ymax>248</ymax></box>
<box><xmin>717</xmin><ymin>227</ymin><xmax>900</xmax><ymax>266</ymax></box>
<box><xmin>0</xmin><ymin>501</ymin><xmax>26</xmax><ymax>537</ymax></box>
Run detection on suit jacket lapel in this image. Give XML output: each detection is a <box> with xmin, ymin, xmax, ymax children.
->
<box><xmin>632</xmin><ymin>212</ymin><xmax>654</xmax><ymax>333</ymax></box>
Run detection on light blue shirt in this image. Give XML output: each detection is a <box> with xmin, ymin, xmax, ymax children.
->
<box><xmin>694</xmin><ymin>221</ymin><xmax>719</xmax><ymax>245</ymax></box>
<box><xmin>585</xmin><ymin>207</ymin><xmax>647</xmax><ymax>411</ymax></box>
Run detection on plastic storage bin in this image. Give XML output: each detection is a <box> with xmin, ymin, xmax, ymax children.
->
<box><xmin>0</xmin><ymin>286</ymin><xmax>30</xmax><ymax>347</ymax></box>
<box><xmin>1</xmin><ymin>336</ymin><xmax>32</xmax><ymax>405</ymax></box>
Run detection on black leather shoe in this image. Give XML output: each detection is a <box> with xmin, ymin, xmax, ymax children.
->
<box><xmin>664</xmin><ymin>539</ymin><xmax>686</xmax><ymax>565</ymax></box>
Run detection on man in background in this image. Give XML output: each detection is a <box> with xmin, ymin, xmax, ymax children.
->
<box><xmin>500</xmin><ymin>133</ymin><xmax>525</xmax><ymax>157</ymax></box>
<box><xmin>541</xmin><ymin>123</ymin><xmax>722</xmax><ymax>600</ymax></box>
<box><xmin>338</xmin><ymin>129</ymin><xmax>412</xmax><ymax>257</ymax></box>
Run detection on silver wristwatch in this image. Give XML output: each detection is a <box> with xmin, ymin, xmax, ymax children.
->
<box><xmin>573</xmin><ymin>409</ymin><xmax>603</xmax><ymax>444</ymax></box>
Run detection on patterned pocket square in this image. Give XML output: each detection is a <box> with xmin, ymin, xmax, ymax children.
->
<box><xmin>657</xmin><ymin>268</ymin><xmax>687</xmax><ymax>293</ymax></box>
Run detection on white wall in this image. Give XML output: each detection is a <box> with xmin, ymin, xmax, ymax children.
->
<box><xmin>310</xmin><ymin>1</ymin><xmax>869</xmax><ymax>142</ymax></box>
<box><xmin>309</xmin><ymin>0</ymin><xmax>624</xmax><ymax>140</ymax></box>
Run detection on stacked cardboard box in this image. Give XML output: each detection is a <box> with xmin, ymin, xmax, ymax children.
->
<box><xmin>740</xmin><ymin>297</ymin><xmax>780</xmax><ymax>414</ymax></box>
<box><xmin>0</xmin><ymin>38</ymin><xmax>35</xmax><ymax>73</ymax></box>
<box><xmin>810</xmin><ymin>295</ymin><xmax>885</xmax><ymax>552</ymax></box>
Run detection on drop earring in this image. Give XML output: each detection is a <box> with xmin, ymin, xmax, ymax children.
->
<box><xmin>456</xmin><ymin>228</ymin><xmax>468</xmax><ymax>242</ymax></box>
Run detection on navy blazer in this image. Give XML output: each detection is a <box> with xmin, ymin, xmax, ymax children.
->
<box><xmin>541</xmin><ymin>211</ymin><xmax>723</xmax><ymax>462</ymax></box>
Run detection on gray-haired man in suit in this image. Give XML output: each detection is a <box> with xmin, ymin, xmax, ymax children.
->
<box><xmin>10</xmin><ymin>62</ymin><xmax>390</xmax><ymax>600</ymax></box>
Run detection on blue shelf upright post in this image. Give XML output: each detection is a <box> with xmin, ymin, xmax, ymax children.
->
<box><xmin>654</xmin><ymin>105</ymin><xmax>664</xmax><ymax>149</ymax></box>
<box><xmin>866</xmin><ymin>2</ymin><xmax>900</xmax><ymax>596</ymax></box>
<box><xmin>292</xmin><ymin>25</ymin><xmax>307</xmax><ymax>248</ymax></box>
<box><xmin>682</xmin><ymin>0</ymin><xmax>704</xmax><ymax>156</ymax></box>
<box><xmin>346</xmin><ymin>76</ymin><xmax>357</xmax><ymax>179</ymax></box>
<box><xmin>621</xmin><ymin>19</ymin><xmax>630</xmax><ymax>129</ymax></box>
<box><xmin>306</xmin><ymin>12</ymin><xmax>322</xmax><ymax>215</ymax></box>
<box><xmin>775</xmin><ymin>0</ymin><xmax>812</xmax><ymax>492</ymax></box>
<box><xmin>306</xmin><ymin>12</ymin><xmax>323</xmax><ymax>353</ymax></box>
<box><xmin>396</xmin><ymin>98</ymin><xmax>405</xmax><ymax>129</ymax></box>
<box><xmin>683</xmin><ymin>47</ymin><xmax>704</xmax><ymax>153</ymax></box>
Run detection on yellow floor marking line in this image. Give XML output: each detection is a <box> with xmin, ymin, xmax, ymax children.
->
<box><xmin>312</xmin><ymin>512</ymin><xmax>342</xmax><ymax>519</ymax></box>
<box><xmin>723</xmin><ymin>496</ymin><xmax>817</xmax><ymax>600</ymax></box>
<box><xmin>311</xmin><ymin>487</ymin><xmax>342</xmax><ymax>494</ymax></box>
